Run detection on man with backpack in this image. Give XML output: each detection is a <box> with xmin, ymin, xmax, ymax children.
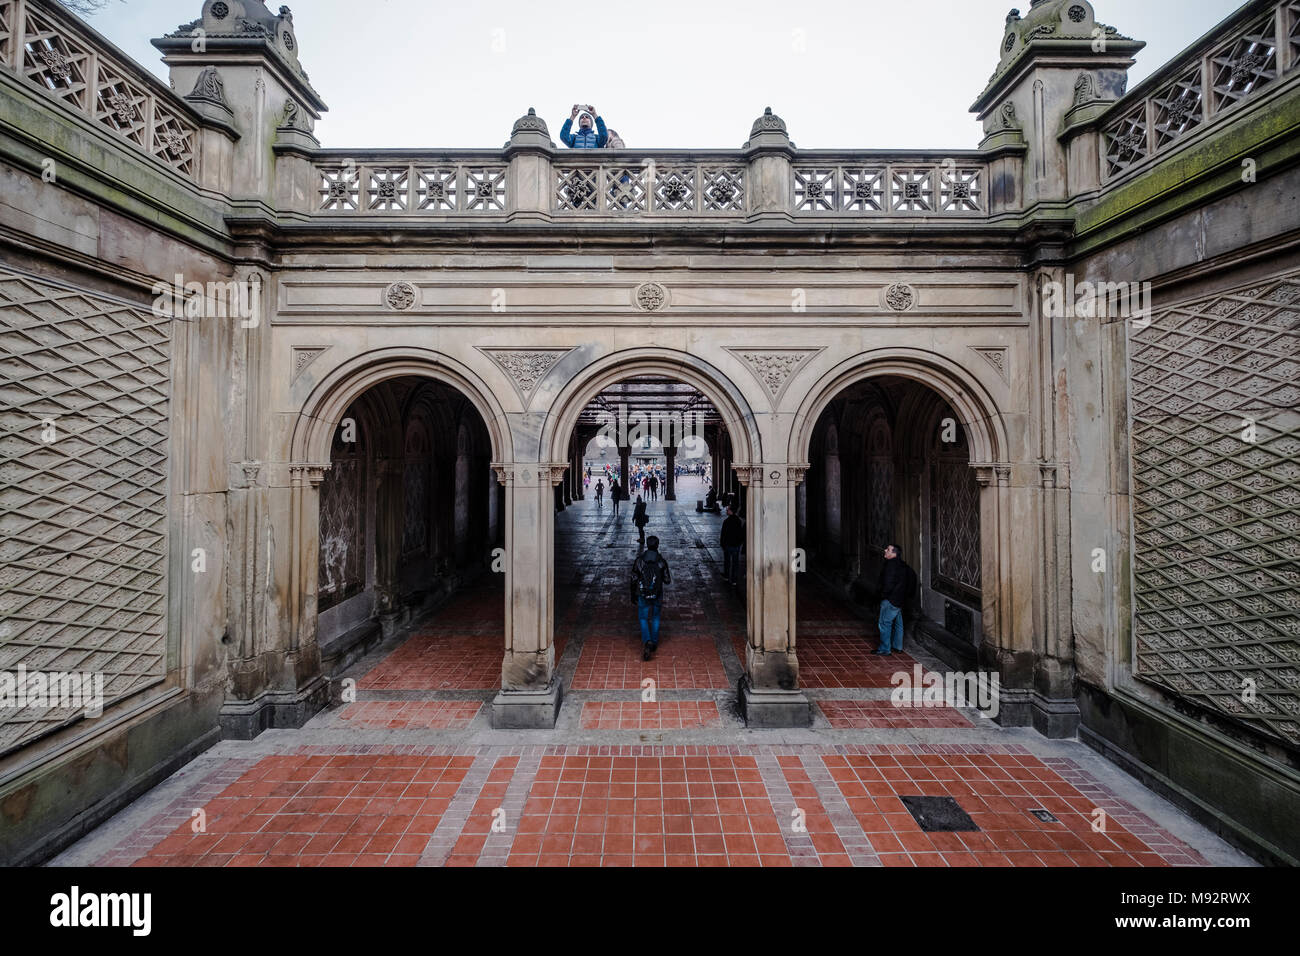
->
<box><xmin>630</xmin><ymin>535</ymin><xmax>671</xmax><ymax>660</ymax></box>
<box><xmin>875</xmin><ymin>543</ymin><xmax>917</xmax><ymax>655</ymax></box>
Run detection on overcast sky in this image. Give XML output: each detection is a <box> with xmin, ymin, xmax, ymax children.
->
<box><xmin>86</xmin><ymin>0</ymin><xmax>1243</xmax><ymax>150</ymax></box>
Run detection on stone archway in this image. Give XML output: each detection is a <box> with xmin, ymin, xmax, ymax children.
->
<box><xmin>787</xmin><ymin>349</ymin><xmax>1027</xmax><ymax>718</ymax></box>
<box><xmin>284</xmin><ymin>349</ymin><xmax>513</xmax><ymax>684</ymax></box>
<box><xmin>527</xmin><ymin>349</ymin><xmax>810</xmax><ymax>726</ymax></box>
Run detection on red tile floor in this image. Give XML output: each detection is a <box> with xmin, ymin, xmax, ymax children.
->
<box><xmin>62</xmin><ymin>481</ymin><xmax>1223</xmax><ymax>868</ymax></box>
<box><xmin>100</xmin><ymin>744</ymin><xmax>1209</xmax><ymax>868</ymax></box>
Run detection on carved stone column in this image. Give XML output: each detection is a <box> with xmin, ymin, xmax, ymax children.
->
<box><xmin>734</xmin><ymin>463</ymin><xmax>813</xmax><ymax>728</ymax></box>
<box><xmin>491</xmin><ymin>462</ymin><xmax>564</xmax><ymax>728</ymax></box>
<box><xmin>618</xmin><ymin>446</ymin><xmax>630</xmax><ymax>499</ymax></box>
<box><xmin>664</xmin><ymin>446</ymin><xmax>677</xmax><ymax>500</ymax></box>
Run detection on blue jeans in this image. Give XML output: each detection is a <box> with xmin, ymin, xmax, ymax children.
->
<box><xmin>637</xmin><ymin>595</ymin><xmax>662</xmax><ymax>646</ymax></box>
<box><xmin>723</xmin><ymin>546</ymin><xmax>742</xmax><ymax>584</ymax></box>
<box><xmin>878</xmin><ymin>600</ymin><xmax>903</xmax><ymax>651</ymax></box>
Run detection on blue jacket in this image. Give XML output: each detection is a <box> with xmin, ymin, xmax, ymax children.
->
<box><xmin>560</xmin><ymin>115</ymin><xmax>607</xmax><ymax>148</ymax></box>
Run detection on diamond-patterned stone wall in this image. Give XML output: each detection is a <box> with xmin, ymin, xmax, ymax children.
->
<box><xmin>0</xmin><ymin>268</ymin><xmax>171</xmax><ymax>756</ymax></box>
<box><xmin>1128</xmin><ymin>274</ymin><xmax>1300</xmax><ymax>746</ymax></box>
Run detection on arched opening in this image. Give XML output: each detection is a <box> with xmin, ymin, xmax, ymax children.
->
<box><xmin>798</xmin><ymin>376</ymin><xmax>988</xmax><ymax>673</ymax></box>
<box><xmin>553</xmin><ymin>375</ymin><xmax>742</xmax><ymax>667</ymax></box>
<box><xmin>311</xmin><ymin>376</ymin><xmax>503</xmax><ymax>677</ymax></box>
<box><xmin>532</xmin><ymin>355</ymin><xmax>762</xmax><ymax>724</ymax></box>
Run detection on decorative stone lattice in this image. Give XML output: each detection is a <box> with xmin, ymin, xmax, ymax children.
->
<box><xmin>401</xmin><ymin>422</ymin><xmax>430</xmax><ymax>557</ymax></box>
<box><xmin>701</xmin><ymin>167</ymin><xmax>745</xmax><ymax>212</ymax></box>
<box><xmin>931</xmin><ymin>421</ymin><xmax>981</xmax><ymax>599</ymax></box>
<box><xmin>465</xmin><ymin>167</ymin><xmax>507</xmax><ymax>211</ymax></box>
<box><xmin>1102</xmin><ymin>5</ymin><xmax>1293</xmax><ymax>180</ymax></box>
<box><xmin>318</xmin><ymin>426</ymin><xmax>364</xmax><ymax>612</ymax></box>
<box><xmin>479</xmin><ymin>348</ymin><xmax>572</xmax><ymax>404</ymax></box>
<box><xmin>553</xmin><ymin>164</ymin><xmax>744</xmax><ymax>215</ymax></box>
<box><xmin>317</xmin><ymin>163</ymin><xmax>503</xmax><ymax>213</ymax></box>
<box><xmin>1209</xmin><ymin>15</ymin><xmax>1277</xmax><ymax>112</ymax></box>
<box><xmin>0</xmin><ymin>268</ymin><xmax>171</xmax><ymax>756</ymax></box>
<box><xmin>416</xmin><ymin>167</ymin><xmax>458</xmax><ymax>211</ymax></box>
<box><xmin>883</xmin><ymin>282</ymin><xmax>917</xmax><ymax>312</ymax></box>
<box><xmin>0</xmin><ymin>2</ymin><xmax>15</xmax><ymax>69</ymax></box>
<box><xmin>605</xmin><ymin>167</ymin><xmax>647</xmax><ymax>213</ymax></box>
<box><xmin>319</xmin><ymin>165</ymin><xmax>360</xmax><ymax>211</ymax></box>
<box><xmin>16</xmin><ymin>6</ymin><xmax>196</xmax><ymax>177</ymax></box>
<box><xmin>1103</xmin><ymin>103</ymin><xmax>1148</xmax><ymax>177</ymax></box>
<box><xmin>634</xmin><ymin>282</ymin><xmax>668</xmax><ymax>312</ymax></box>
<box><xmin>728</xmin><ymin>348</ymin><xmax>821</xmax><ymax>406</ymax></box>
<box><xmin>367</xmin><ymin>167</ymin><xmax>409</xmax><ymax>212</ymax></box>
<box><xmin>383</xmin><ymin>282</ymin><xmax>418</xmax><ymax>311</ymax></box>
<box><xmin>794</xmin><ymin>164</ymin><xmax>984</xmax><ymax>214</ymax></box>
<box><xmin>1289</xmin><ymin>1</ymin><xmax>1300</xmax><ymax>66</ymax></box>
<box><xmin>1128</xmin><ymin>274</ymin><xmax>1300</xmax><ymax>746</ymax></box>
<box><xmin>867</xmin><ymin>416</ymin><xmax>894</xmax><ymax>551</ymax></box>
<box><xmin>891</xmin><ymin>169</ymin><xmax>934</xmax><ymax>212</ymax></box>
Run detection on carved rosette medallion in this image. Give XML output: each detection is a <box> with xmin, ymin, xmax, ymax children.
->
<box><xmin>634</xmin><ymin>282</ymin><xmax>668</xmax><ymax>312</ymax></box>
<box><xmin>383</xmin><ymin>281</ymin><xmax>418</xmax><ymax>311</ymax></box>
<box><xmin>882</xmin><ymin>283</ymin><xmax>917</xmax><ymax>312</ymax></box>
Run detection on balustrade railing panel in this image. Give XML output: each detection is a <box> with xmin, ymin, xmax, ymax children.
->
<box><xmin>553</xmin><ymin>160</ymin><xmax>746</xmax><ymax>216</ymax></box>
<box><xmin>1102</xmin><ymin>0</ymin><xmax>1297</xmax><ymax>181</ymax></box>
<box><xmin>792</xmin><ymin>162</ymin><xmax>985</xmax><ymax>215</ymax></box>
<box><xmin>1</xmin><ymin>0</ymin><xmax>198</xmax><ymax>178</ymax></box>
<box><xmin>315</xmin><ymin>160</ymin><xmax>508</xmax><ymax>214</ymax></box>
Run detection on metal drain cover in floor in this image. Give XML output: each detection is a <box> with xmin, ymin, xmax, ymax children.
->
<box><xmin>899</xmin><ymin>795</ymin><xmax>980</xmax><ymax>832</ymax></box>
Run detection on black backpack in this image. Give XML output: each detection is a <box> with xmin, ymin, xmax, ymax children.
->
<box><xmin>636</xmin><ymin>551</ymin><xmax>665</xmax><ymax>599</ymax></box>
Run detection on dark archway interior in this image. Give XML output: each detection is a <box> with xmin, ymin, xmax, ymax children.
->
<box><xmin>800</xmin><ymin>376</ymin><xmax>984</xmax><ymax>659</ymax></box>
<box><xmin>316</xmin><ymin>376</ymin><xmax>503</xmax><ymax>667</ymax></box>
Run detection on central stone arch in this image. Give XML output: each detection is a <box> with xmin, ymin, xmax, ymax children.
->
<box><xmin>526</xmin><ymin>347</ymin><xmax>820</xmax><ymax>725</ymax></box>
<box><xmin>540</xmin><ymin>348</ymin><xmax>761</xmax><ymax>469</ymax></box>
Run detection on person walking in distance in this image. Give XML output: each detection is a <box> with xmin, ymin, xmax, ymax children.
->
<box><xmin>649</xmin><ymin>472</ymin><xmax>659</xmax><ymax>502</ymax></box>
<box><xmin>610</xmin><ymin>479</ymin><xmax>621</xmax><ymax>516</ymax></box>
<box><xmin>632</xmin><ymin>494</ymin><xmax>649</xmax><ymax>549</ymax></box>
<box><xmin>595</xmin><ymin>479</ymin><xmax>604</xmax><ymax>509</ymax></box>
<box><xmin>630</xmin><ymin>535</ymin><xmax>671</xmax><ymax>661</ymax></box>
<box><xmin>719</xmin><ymin>504</ymin><xmax>744</xmax><ymax>587</ymax></box>
<box><xmin>875</xmin><ymin>544</ymin><xmax>916</xmax><ymax>655</ymax></box>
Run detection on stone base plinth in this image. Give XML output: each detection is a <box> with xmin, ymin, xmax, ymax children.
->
<box><xmin>738</xmin><ymin>682</ymin><xmax>813</xmax><ymax>728</ymax></box>
<box><xmin>491</xmin><ymin>682</ymin><xmax>563</xmax><ymax>729</ymax></box>
<box><xmin>218</xmin><ymin>678</ymin><xmax>329</xmax><ymax>740</ymax></box>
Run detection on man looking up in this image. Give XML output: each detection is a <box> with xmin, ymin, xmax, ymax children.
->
<box><xmin>560</xmin><ymin>104</ymin><xmax>608</xmax><ymax>149</ymax></box>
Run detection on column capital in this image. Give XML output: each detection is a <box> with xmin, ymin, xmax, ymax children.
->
<box><xmin>289</xmin><ymin>462</ymin><xmax>331</xmax><ymax>487</ymax></box>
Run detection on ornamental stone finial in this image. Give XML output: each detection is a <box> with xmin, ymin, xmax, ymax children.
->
<box><xmin>749</xmin><ymin>106</ymin><xmax>787</xmax><ymax>138</ymax></box>
<box><xmin>511</xmin><ymin>107</ymin><xmax>549</xmax><ymax>138</ymax></box>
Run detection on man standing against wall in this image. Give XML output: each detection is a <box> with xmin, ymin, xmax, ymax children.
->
<box><xmin>875</xmin><ymin>543</ymin><xmax>916</xmax><ymax>656</ymax></box>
